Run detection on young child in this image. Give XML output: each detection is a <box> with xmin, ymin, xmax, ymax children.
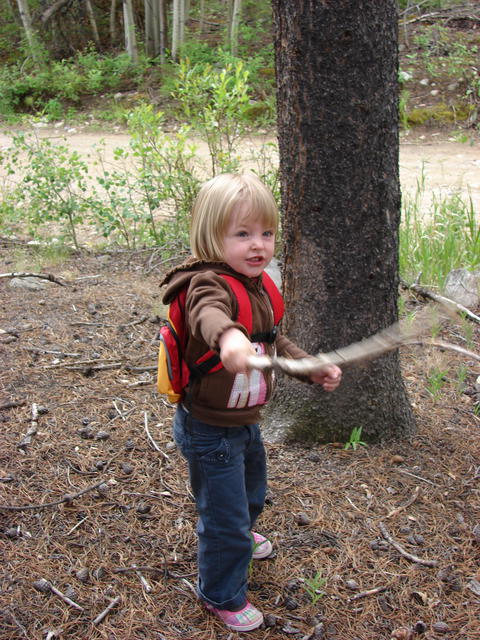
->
<box><xmin>161</xmin><ymin>172</ymin><xmax>342</xmax><ymax>633</ymax></box>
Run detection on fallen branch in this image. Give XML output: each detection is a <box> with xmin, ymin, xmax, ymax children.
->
<box><xmin>44</xmin><ymin>359</ymin><xmax>155</xmax><ymax>372</ymax></box>
<box><xmin>134</xmin><ymin>565</ymin><xmax>153</xmax><ymax>593</ymax></box>
<box><xmin>44</xmin><ymin>359</ymin><xmax>122</xmax><ymax>370</ymax></box>
<box><xmin>144</xmin><ymin>411</ymin><xmax>170</xmax><ymax>460</ymax></box>
<box><xmin>120</xmin><ymin>316</ymin><xmax>148</xmax><ymax>328</ymax></box>
<box><xmin>0</xmin><ymin>271</ymin><xmax>66</xmax><ymax>286</ymax></box>
<box><xmin>68</xmin><ymin>316</ymin><xmax>148</xmax><ymax>329</ymax></box>
<box><xmin>347</xmin><ymin>585</ymin><xmax>387</xmax><ymax>602</ymax></box>
<box><xmin>18</xmin><ymin>403</ymin><xmax>39</xmax><ymax>451</ymax></box>
<box><xmin>379</xmin><ymin>522</ymin><xmax>437</xmax><ymax>567</ymax></box>
<box><xmin>0</xmin><ymin>479</ymin><xmax>108</xmax><ymax>511</ymax></box>
<box><xmin>113</xmin><ymin>565</ymin><xmax>167</xmax><ymax>575</ymax></box>
<box><xmin>395</xmin><ymin>469</ymin><xmax>436</xmax><ymax>486</ymax></box>
<box><xmin>33</xmin><ymin>579</ymin><xmax>84</xmax><ymax>611</ymax></box>
<box><xmin>386</xmin><ymin>486</ymin><xmax>421</xmax><ymax>519</ymax></box>
<box><xmin>22</xmin><ymin>346</ymin><xmax>81</xmax><ymax>357</ymax></box>
<box><xmin>414</xmin><ymin>339</ymin><xmax>480</xmax><ymax>361</ymax></box>
<box><xmin>402</xmin><ymin>8</ymin><xmax>480</xmax><ymax>25</ymax></box>
<box><xmin>92</xmin><ymin>596</ymin><xmax>121</xmax><ymax>626</ymax></box>
<box><xmin>401</xmin><ymin>279</ymin><xmax>480</xmax><ymax>324</ymax></box>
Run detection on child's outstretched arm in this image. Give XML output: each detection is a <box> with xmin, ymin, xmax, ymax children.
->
<box><xmin>219</xmin><ymin>327</ymin><xmax>256</xmax><ymax>374</ymax></box>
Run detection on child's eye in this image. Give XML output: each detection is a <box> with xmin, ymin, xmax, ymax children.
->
<box><xmin>236</xmin><ymin>231</ymin><xmax>248</xmax><ymax>237</ymax></box>
<box><xmin>263</xmin><ymin>230</ymin><xmax>274</xmax><ymax>237</ymax></box>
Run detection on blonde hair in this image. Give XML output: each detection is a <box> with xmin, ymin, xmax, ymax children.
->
<box><xmin>190</xmin><ymin>172</ymin><xmax>279</xmax><ymax>261</ymax></box>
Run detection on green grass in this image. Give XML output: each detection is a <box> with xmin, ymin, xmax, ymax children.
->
<box><xmin>400</xmin><ymin>174</ymin><xmax>479</xmax><ymax>290</ymax></box>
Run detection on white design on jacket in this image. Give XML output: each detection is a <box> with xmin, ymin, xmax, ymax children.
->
<box><xmin>227</xmin><ymin>342</ymin><xmax>268</xmax><ymax>409</ymax></box>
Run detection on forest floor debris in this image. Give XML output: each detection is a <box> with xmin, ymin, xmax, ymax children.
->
<box><xmin>1</xmin><ymin>247</ymin><xmax>479</xmax><ymax>640</ymax></box>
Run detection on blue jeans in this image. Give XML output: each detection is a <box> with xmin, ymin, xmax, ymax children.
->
<box><xmin>173</xmin><ymin>404</ymin><xmax>267</xmax><ymax>610</ymax></box>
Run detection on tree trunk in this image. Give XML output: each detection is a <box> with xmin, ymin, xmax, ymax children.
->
<box><xmin>230</xmin><ymin>0</ymin><xmax>242</xmax><ymax>56</ymax></box>
<box><xmin>145</xmin><ymin>0</ymin><xmax>154</xmax><ymax>55</ymax></box>
<box><xmin>123</xmin><ymin>0</ymin><xmax>138</xmax><ymax>62</ymax></box>
<box><xmin>110</xmin><ymin>0</ymin><xmax>117</xmax><ymax>46</ymax></box>
<box><xmin>171</xmin><ymin>0</ymin><xmax>182</xmax><ymax>60</ymax></box>
<box><xmin>16</xmin><ymin>0</ymin><xmax>40</xmax><ymax>63</ymax></box>
<box><xmin>85</xmin><ymin>0</ymin><xmax>101</xmax><ymax>48</ymax></box>
<box><xmin>265</xmin><ymin>0</ymin><xmax>415</xmax><ymax>444</ymax></box>
<box><xmin>159</xmin><ymin>0</ymin><xmax>167</xmax><ymax>63</ymax></box>
<box><xmin>199</xmin><ymin>0</ymin><xmax>205</xmax><ymax>33</ymax></box>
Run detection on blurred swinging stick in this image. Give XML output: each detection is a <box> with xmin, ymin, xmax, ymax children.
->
<box><xmin>247</xmin><ymin>307</ymin><xmax>480</xmax><ymax>376</ymax></box>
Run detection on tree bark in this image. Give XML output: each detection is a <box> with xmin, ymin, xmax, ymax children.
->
<box><xmin>16</xmin><ymin>0</ymin><xmax>40</xmax><ymax>63</ymax></box>
<box><xmin>85</xmin><ymin>0</ymin><xmax>101</xmax><ymax>48</ymax></box>
<box><xmin>266</xmin><ymin>0</ymin><xmax>415</xmax><ymax>443</ymax></box>
<box><xmin>230</xmin><ymin>0</ymin><xmax>242</xmax><ymax>56</ymax></box>
<box><xmin>199</xmin><ymin>0</ymin><xmax>206</xmax><ymax>33</ymax></box>
<box><xmin>145</xmin><ymin>0</ymin><xmax>155</xmax><ymax>56</ymax></box>
<box><xmin>123</xmin><ymin>0</ymin><xmax>138</xmax><ymax>62</ymax></box>
<box><xmin>40</xmin><ymin>0</ymin><xmax>71</xmax><ymax>24</ymax></box>
<box><xmin>110</xmin><ymin>0</ymin><xmax>117</xmax><ymax>46</ymax></box>
<box><xmin>171</xmin><ymin>0</ymin><xmax>182</xmax><ymax>60</ymax></box>
<box><xmin>159</xmin><ymin>0</ymin><xmax>167</xmax><ymax>63</ymax></box>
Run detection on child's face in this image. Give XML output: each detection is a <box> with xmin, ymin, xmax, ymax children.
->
<box><xmin>222</xmin><ymin>200</ymin><xmax>275</xmax><ymax>278</ymax></box>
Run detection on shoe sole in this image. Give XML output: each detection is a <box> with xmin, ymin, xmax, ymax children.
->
<box><xmin>205</xmin><ymin>603</ymin><xmax>264</xmax><ymax>632</ymax></box>
<box><xmin>225</xmin><ymin>614</ymin><xmax>264</xmax><ymax>632</ymax></box>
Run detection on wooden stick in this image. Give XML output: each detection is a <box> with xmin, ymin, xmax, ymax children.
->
<box><xmin>133</xmin><ymin>565</ymin><xmax>153</xmax><ymax>593</ymax></box>
<box><xmin>347</xmin><ymin>585</ymin><xmax>387</xmax><ymax>602</ymax></box>
<box><xmin>386</xmin><ymin>486</ymin><xmax>421</xmax><ymax>519</ymax></box>
<box><xmin>113</xmin><ymin>565</ymin><xmax>167</xmax><ymax>575</ymax></box>
<box><xmin>92</xmin><ymin>596</ymin><xmax>121</xmax><ymax>626</ymax></box>
<box><xmin>0</xmin><ymin>271</ymin><xmax>66</xmax><ymax>286</ymax></box>
<box><xmin>22</xmin><ymin>346</ymin><xmax>81</xmax><ymax>357</ymax></box>
<box><xmin>401</xmin><ymin>279</ymin><xmax>480</xmax><ymax>324</ymax></box>
<box><xmin>144</xmin><ymin>411</ymin><xmax>170</xmax><ymax>460</ymax></box>
<box><xmin>395</xmin><ymin>469</ymin><xmax>435</xmax><ymax>486</ymax></box>
<box><xmin>44</xmin><ymin>358</ymin><xmax>121</xmax><ymax>369</ymax></box>
<box><xmin>379</xmin><ymin>522</ymin><xmax>437</xmax><ymax>567</ymax></box>
<box><xmin>248</xmin><ymin>330</ymin><xmax>480</xmax><ymax>377</ymax></box>
<box><xmin>33</xmin><ymin>579</ymin><xmax>84</xmax><ymax>611</ymax></box>
<box><xmin>18</xmin><ymin>403</ymin><xmax>39</xmax><ymax>451</ymax></box>
<box><xmin>0</xmin><ymin>479</ymin><xmax>108</xmax><ymax>511</ymax></box>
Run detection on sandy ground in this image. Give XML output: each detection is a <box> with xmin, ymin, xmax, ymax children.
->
<box><xmin>1</xmin><ymin>127</ymin><xmax>479</xmax><ymax>218</ymax></box>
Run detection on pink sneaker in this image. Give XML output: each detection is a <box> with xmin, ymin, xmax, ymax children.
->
<box><xmin>251</xmin><ymin>531</ymin><xmax>273</xmax><ymax>559</ymax></box>
<box><xmin>204</xmin><ymin>600</ymin><xmax>264</xmax><ymax>632</ymax></box>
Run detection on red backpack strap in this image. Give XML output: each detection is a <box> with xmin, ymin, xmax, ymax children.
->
<box><xmin>219</xmin><ymin>274</ymin><xmax>253</xmax><ymax>334</ymax></box>
<box><xmin>261</xmin><ymin>271</ymin><xmax>284</xmax><ymax>325</ymax></box>
<box><xmin>189</xmin><ymin>275</ymin><xmax>253</xmax><ymax>379</ymax></box>
<box><xmin>168</xmin><ymin>286</ymin><xmax>187</xmax><ymax>333</ymax></box>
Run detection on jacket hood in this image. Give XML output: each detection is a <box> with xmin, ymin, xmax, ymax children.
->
<box><xmin>161</xmin><ymin>257</ymin><xmax>256</xmax><ymax>305</ymax></box>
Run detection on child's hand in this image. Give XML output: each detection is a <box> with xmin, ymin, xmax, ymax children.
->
<box><xmin>310</xmin><ymin>364</ymin><xmax>342</xmax><ymax>391</ymax></box>
<box><xmin>219</xmin><ymin>327</ymin><xmax>256</xmax><ymax>374</ymax></box>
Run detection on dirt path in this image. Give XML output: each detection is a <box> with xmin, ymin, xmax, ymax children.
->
<box><xmin>1</xmin><ymin>127</ymin><xmax>479</xmax><ymax>215</ymax></box>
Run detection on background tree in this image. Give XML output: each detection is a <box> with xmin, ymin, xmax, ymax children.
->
<box><xmin>265</xmin><ymin>0</ymin><xmax>415</xmax><ymax>443</ymax></box>
<box><xmin>123</xmin><ymin>0</ymin><xmax>139</xmax><ymax>62</ymax></box>
<box><xmin>15</xmin><ymin>0</ymin><xmax>40</xmax><ymax>64</ymax></box>
<box><xmin>145</xmin><ymin>0</ymin><xmax>168</xmax><ymax>61</ymax></box>
<box><xmin>172</xmin><ymin>0</ymin><xmax>188</xmax><ymax>61</ymax></box>
<box><xmin>229</xmin><ymin>0</ymin><xmax>242</xmax><ymax>55</ymax></box>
